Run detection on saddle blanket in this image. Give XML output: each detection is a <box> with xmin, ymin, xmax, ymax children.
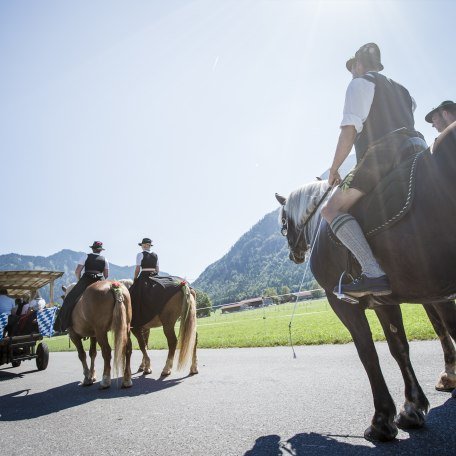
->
<box><xmin>354</xmin><ymin>150</ymin><xmax>425</xmax><ymax>237</ymax></box>
<box><xmin>130</xmin><ymin>275</ymin><xmax>186</xmax><ymax>328</ymax></box>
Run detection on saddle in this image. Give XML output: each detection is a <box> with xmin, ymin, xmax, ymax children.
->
<box><xmin>130</xmin><ymin>275</ymin><xmax>186</xmax><ymax>328</ymax></box>
<box><xmin>326</xmin><ymin>148</ymin><xmax>427</xmax><ymax>250</ymax></box>
<box><xmin>354</xmin><ymin>146</ymin><xmax>427</xmax><ymax>238</ymax></box>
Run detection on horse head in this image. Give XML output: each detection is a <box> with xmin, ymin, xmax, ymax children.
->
<box><xmin>276</xmin><ymin>180</ymin><xmax>330</xmax><ymax>264</ymax></box>
<box><xmin>61</xmin><ymin>283</ymin><xmax>76</xmax><ymax>300</ymax></box>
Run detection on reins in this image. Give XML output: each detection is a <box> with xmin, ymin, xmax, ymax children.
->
<box><xmin>286</xmin><ymin>183</ymin><xmax>333</xmax><ymax>358</ymax></box>
<box><xmin>282</xmin><ymin>184</ymin><xmax>332</xmax><ymax>251</ymax></box>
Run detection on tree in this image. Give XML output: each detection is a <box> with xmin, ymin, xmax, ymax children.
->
<box><xmin>311</xmin><ymin>288</ymin><xmax>325</xmax><ymax>299</ymax></box>
<box><xmin>278</xmin><ymin>285</ymin><xmax>293</xmax><ymax>303</ymax></box>
<box><xmin>195</xmin><ymin>289</ymin><xmax>212</xmax><ymax>317</ymax></box>
<box><xmin>263</xmin><ymin>287</ymin><xmax>279</xmax><ymax>304</ymax></box>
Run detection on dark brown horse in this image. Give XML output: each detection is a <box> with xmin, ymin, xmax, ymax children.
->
<box><xmin>120</xmin><ymin>280</ymin><xmax>198</xmax><ymax>377</ymax></box>
<box><xmin>64</xmin><ymin>281</ymin><xmax>133</xmax><ymax>389</ymax></box>
<box><xmin>275</xmin><ymin>123</ymin><xmax>456</xmax><ymax>441</ymax></box>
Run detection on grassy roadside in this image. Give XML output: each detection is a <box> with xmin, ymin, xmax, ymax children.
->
<box><xmin>44</xmin><ymin>299</ymin><xmax>437</xmax><ymax>351</ymax></box>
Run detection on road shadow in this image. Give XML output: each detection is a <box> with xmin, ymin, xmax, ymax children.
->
<box><xmin>0</xmin><ymin>374</ymin><xmax>186</xmax><ymax>421</ymax></box>
<box><xmin>244</xmin><ymin>399</ymin><xmax>456</xmax><ymax>455</ymax></box>
<box><xmin>0</xmin><ymin>369</ymin><xmax>39</xmax><ymax>381</ymax></box>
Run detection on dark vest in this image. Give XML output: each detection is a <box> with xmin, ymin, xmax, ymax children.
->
<box><xmin>355</xmin><ymin>72</ymin><xmax>415</xmax><ymax>161</ymax></box>
<box><xmin>141</xmin><ymin>251</ymin><xmax>158</xmax><ymax>269</ymax></box>
<box><xmin>84</xmin><ymin>253</ymin><xmax>106</xmax><ymax>274</ymax></box>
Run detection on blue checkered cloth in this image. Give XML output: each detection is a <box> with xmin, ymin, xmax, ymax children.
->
<box><xmin>0</xmin><ymin>312</ymin><xmax>9</xmax><ymax>341</ymax></box>
<box><xmin>37</xmin><ymin>307</ymin><xmax>58</xmax><ymax>337</ymax></box>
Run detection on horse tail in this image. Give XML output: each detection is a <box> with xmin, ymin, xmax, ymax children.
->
<box><xmin>177</xmin><ymin>283</ymin><xmax>197</xmax><ymax>370</ymax></box>
<box><xmin>110</xmin><ymin>282</ymin><xmax>128</xmax><ymax>378</ymax></box>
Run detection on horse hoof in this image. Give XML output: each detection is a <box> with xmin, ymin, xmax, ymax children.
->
<box><xmin>122</xmin><ymin>379</ymin><xmax>133</xmax><ymax>389</ymax></box>
<box><xmin>435</xmin><ymin>374</ymin><xmax>456</xmax><ymax>392</ymax></box>
<box><xmin>435</xmin><ymin>385</ymin><xmax>454</xmax><ymax>392</ymax></box>
<box><xmin>99</xmin><ymin>376</ymin><xmax>111</xmax><ymax>389</ymax></box>
<box><xmin>160</xmin><ymin>371</ymin><xmax>171</xmax><ymax>377</ymax></box>
<box><xmin>81</xmin><ymin>378</ymin><xmax>94</xmax><ymax>387</ymax></box>
<box><xmin>189</xmin><ymin>369</ymin><xmax>199</xmax><ymax>375</ymax></box>
<box><xmin>395</xmin><ymin>409</ymin><xmax>425</xmax><ymax>429</ymax></box>
<box><xmin>364</xmin><ymin>423</ymin><xmax>397</xmax><ymax>442</ymax></box>
<box><xmin>142</xmin><ymin>368</ymin><xmax>152</xmax><ymax>375</ymax></box>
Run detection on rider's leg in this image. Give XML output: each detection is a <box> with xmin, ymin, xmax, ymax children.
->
<box><xmin>322</xmin><ymin>188</ymin><xmax>391</xmax><ymax>296</ymax></box>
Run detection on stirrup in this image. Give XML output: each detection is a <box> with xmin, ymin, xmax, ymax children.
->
<box><xmin>334</xmin><ymin>272</ymin><xmax>359</xmax><ymax>304</ymax></box>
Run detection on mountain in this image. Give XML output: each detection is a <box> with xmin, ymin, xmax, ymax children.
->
<box><xmin>192</xmin><ymin>209</ymin><xmax>315</xmax><ymax>306</ymax></box>
<box><xmin>0</xmin><ymin>250</ymin><xmax>135</xmax><ymax>303</ymax></box>
<box><xmin>1</xmin><ymin>208</ymin><xmax>318</xmax><ymax>307</ymax></box>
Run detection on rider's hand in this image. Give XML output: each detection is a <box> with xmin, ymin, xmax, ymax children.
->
<box><xmin>328</xmin><ymin>169</ymin><xmax>341</xmax><ymax>187</ymax></box>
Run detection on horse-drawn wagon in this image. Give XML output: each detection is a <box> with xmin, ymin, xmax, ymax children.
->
<box><xmin>0</xmin><ymin>270</ymin><xmax>63</xmax><ymax>371</ymax></box>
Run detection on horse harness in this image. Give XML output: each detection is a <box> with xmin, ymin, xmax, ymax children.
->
<box><xmin>281</xmin><ymin>186</ymin><xmax>333</xmax><ymax>251</ymax></box>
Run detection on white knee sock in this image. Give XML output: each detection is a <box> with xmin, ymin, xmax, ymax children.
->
<box><xmin>330</xmin><ymin>214</ymin><xmax>385</xmax><ymax>278</ymax></box>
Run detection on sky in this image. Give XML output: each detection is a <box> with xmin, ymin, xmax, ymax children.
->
<box><xmin>0</xmin><ymin>0</ymin><xmax>454</xmax><ymax>281</ymax></box>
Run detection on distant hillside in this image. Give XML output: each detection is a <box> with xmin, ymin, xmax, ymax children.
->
<box><xmin>192</xmin><ymin>209</ymin><xmax>315</xmax><ymax>306</ymax></box>
<box><xmin>1</xmin><ymin>210</ymin><xmax>317</xmax><ymax>307</ymax></box>
<box><xmin>0</xmin><ymin>249</ymin><xmax>135</xmax><ymax>303</ymax></box>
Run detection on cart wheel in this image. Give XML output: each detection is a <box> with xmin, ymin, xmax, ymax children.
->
<box><xmin>12</xmin><ymin>360</ymin><xmax>21</xmax><ymax>368</ymax></box>
<box><xmin>36</xmin><ymin>343</ymin><xmax>49</xmax><ymax>371</ymax></box>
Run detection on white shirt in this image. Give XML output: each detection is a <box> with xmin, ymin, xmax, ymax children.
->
<box><xmin>340</xmin><ymin>72</ymin><xmax>416</xmax><ymax>134</ymax></box>
<box><xmin>78</xmin><ymin>254</ymin><xmax>110</xmax><ymax>271</ymax></box>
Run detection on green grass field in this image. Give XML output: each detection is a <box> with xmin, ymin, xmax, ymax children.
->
<box><xmin>44</xmin><ymin>298</ymin><xmax>437</xmax><ymax>351</ymax></box>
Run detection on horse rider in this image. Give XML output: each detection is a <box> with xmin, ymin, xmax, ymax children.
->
<box><xmin>129</xmin><ymin>237</ymin><xmax>159</xmax><ymax>327</ymax></box>
<box><xmin>321</xmin><ymin>42</ymin><xmax>427</xmax><ymax>298</ymax></box>
<box><xmin>54</xmin><ymin>241</ymin><xmax>109</xmax><ymax>332</ymax></box>
<box><xmin>134</xmin><ymin>237</ymin><xmax>159</xmax><ymax>281</ymax></box>
<box><xmin>425</xmin><ymin>100</ymin><xmax>456</xmax><ymax>134</ymax></box>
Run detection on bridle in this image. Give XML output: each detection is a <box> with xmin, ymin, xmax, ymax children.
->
<box><xmin>281</xmin><ymin>186</ymin><xmax>332</xmax><ymax>252</ymax></box>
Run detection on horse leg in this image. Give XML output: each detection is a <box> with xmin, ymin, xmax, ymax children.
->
<box><xmin>428</xmin><ymin>301</ymin><xmax>456</xmax><ymax>392</ymax></box>
<box><xmin>144</xmin><ymin>328</ymin><xmax>150</xmax><ymax>350</ymax></box>
<box><xmin>96</xmin><ymin>332</ymin><xmax>112</xmax><ymax>389</ymax></box>
<box><xmin>68</xmin><ymin>329</ymin><xmax>93</xmax><ymax>386</ymax></box>
<box><xmin>88</xmin><ymin>337</ymin><xmax>97</xmax><ymax>383</ymax></box>
<box><xmin>423</xmin><ymin>303</ymin><xmax>456</xmax><ymax>391</ymax></box>
<box><xmin>326</xmin><ymin>294</ymin><xmax>398</xmax><ymax>442</ymax></box>
<box><xmin>374</xmin><ymin>305</ymin><xmax>429</xmax><ymax>429</ymax></box>
<box><xmin>122</xmin><ymin>330</ymin><xmax>133</xmax><ymax>388</ymax></box>
<box><xmin>190</xmin><ymin>331</ymin><xmax>199</xmax><ymax>375</ymax></box>
<box><xmin>161</xmin><ymin>320</ymin><xmax>177</xmax><ymax>377</ymax></box>
<box><xmin>132</xmin><ymin>326</ymin><xmax>151</xmax><ymax>374</ymax></box>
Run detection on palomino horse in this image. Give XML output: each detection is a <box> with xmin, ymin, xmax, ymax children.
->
<box><xmin>121</xmin><ymin>279</ymin><xmax>198</xmax><ymax>377</ymax></box>
<box><xmin>275</xmin><ymin>123</ymin><xmax>456</xmax><ymax>441</ymax></box>
<box><xmin>63</xmin><ymin>281</ymin><xmax>133</xmax><ymax>389</ymax></box>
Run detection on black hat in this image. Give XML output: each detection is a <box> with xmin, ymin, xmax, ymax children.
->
<box><xmin>138</xmin><ymin>237</ymin><xmax>153</xmax><ymax>246</ymax></box>
<box><xmin>346</xmin><ymin>42</ymin><xmax>384</xmax><ymax>72</ymax></box>
<box><xmin>89</xmin><ymin>241</ymin><xmax>105</xmax><ymax>250</ymax></box>
<box><xmin>425</xmin><ymin>100</ymin><xmax>456</xmax><ymax>123</ymax></box>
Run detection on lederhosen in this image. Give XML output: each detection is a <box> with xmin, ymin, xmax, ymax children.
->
<box><xmin>341</xmin><ymin>72</ymin><xmax>427</xmax><ymax>194</ymax></box>
<box><xmin>130</xmin><ymin>251</ymin><xmax>159</xmax><ymax>327</ymax></box>
<box><xmin>54</xmin><ymin>253</ymin><xmax>106</xmax><ymax>331</ymax></box>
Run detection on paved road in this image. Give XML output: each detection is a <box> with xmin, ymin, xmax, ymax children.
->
<box><xmin>1</xmin><ymin>341</ymin><xmax>455</xmax><ymax>455</ymax></box>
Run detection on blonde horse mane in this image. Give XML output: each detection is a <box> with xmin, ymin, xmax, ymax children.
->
<box><xmin>282</xmin><ymin>180</ymin><xmax>330</xmax><ymax>242</ymax></box>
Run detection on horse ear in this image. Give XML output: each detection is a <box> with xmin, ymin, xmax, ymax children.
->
<box><xmin>275</xmin><ymin>193</ymin><xmax>286</xmax><ymax>206</ymax></box>
<box><xmin>62</xmin><ymin>285</ymin><xmax>67</xmax><ymax>292</ymax></box>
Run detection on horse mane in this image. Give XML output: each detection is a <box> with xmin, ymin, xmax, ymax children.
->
<box><xmin>283</xmin><ymin>180</ymin><xmax>330</xmax><ymax>239</ymax></box>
